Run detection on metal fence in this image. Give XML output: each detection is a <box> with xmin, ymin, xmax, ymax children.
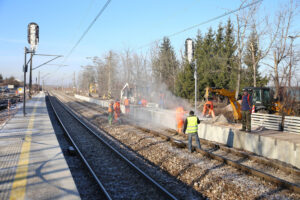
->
<box><xmin>284</xmin><ymin>116</ymin><xmax>300</xmax><ymax>135</ymax></box>
<box><xmin>251</xmin><ymin>113</ymin><xmax>283</xmax><ymax>131</ymax></box>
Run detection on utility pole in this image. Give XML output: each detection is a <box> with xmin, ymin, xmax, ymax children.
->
<box><xmin>108</xmin><ymin>51</ymin><xmax>112</xmax><ymax>97</ymax></box>
<box><xmin>29</xmin><ymin>52</ymin><xmax>33</xmax><ymax>98</ymax></box>
<box><xmin>73</xmin><ymin>71</ymin><xmax>76</xmax><ymax>93</ymax></box>
<box><xmin>185</xmin><ymin>38</ymin><xmax>197</xmax><ymax>114</ymax></box>
<box><xmin>23</xmin><ymin>47</ymin><xmax>28</xmax><ymax>116</ymax></box>
<box><xmin>287</xmin><ymin>35</ymin><xmax>300</xmax><ymax>87</ymax></box>
<box><xmin>194</xmin><ymin>61</ymin><xmax>197</xmax><ymax>115</ymax></box>
<box><xmin>38</xmin><ymin>71</ymin><xmax>40</xmax><ymax>92</ymax></box>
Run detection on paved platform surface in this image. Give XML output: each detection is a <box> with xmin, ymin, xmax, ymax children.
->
<box><xmin>0</xmin><ymin>92</ymin><xmax>80</xmax><ymax>200</ymax></box>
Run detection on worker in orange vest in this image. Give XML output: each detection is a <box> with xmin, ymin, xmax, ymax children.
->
<box><xmin>113</xmin><ymin>100</ymin><xmax>121</xmax><ymax>124</ymax></box>
<box><xmin>176</xmin><ymin>106</ymin><xmax>186</xmax><ymax>134</ymax></box>
<box><xmin>108</xmin><ymin>101</ymin><xmax>114</xmax><ymax>125</ymax></box>
<box><xmin>124</xmin><ymin>98</ymin><xmax>130</xmax><ymax>114</ymax></box>
<box><xmin>141</xmin><ymin>98</ymin><xmax>147</xmax><ymax>107</ymax></box>
<box><xmin>202</xmin><ymin>98</ymin><xmax>215</xmax><ymax>118</ymax></box>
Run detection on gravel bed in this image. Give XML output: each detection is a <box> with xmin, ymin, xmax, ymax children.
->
<box><xmin>46</xmin><ymin>96</ymin><xmax>105</xmax><ymax>200</ymax></box>
<box><xmin>61</xmin><ymin>92</ymin><xmax>300</xmax><ymax>185</ymax></box>
<box><xmin>50</xmin><ymin>96</ymin><xmax>174</xmax><ymax>200</ymax></box>
<box><xmin>54</xmin><ymin>91</ymin><xmax>300</xmax><ymax>199</ymax></box>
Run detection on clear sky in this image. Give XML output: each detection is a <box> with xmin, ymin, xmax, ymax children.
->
<box><xmin>0</xmin><ymin>0</ymin><xmax>298</xmax><ymax>85</ymax></box>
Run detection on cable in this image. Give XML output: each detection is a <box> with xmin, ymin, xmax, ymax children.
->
<box><xmin>62</xmin><ymin>0</ymin><xmax>112</xmax><ymax>65</ymax></box>
<box><xmin>138</xmin><ymin>0</ymin><xmax>263</xmax><ymax>49</ymax></box>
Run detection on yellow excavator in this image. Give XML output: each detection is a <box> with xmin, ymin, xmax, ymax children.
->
<box><xmin>205</xmin><ymin>87</ymin><xmax>298</xmax><ymax>120</ymax></box>
<box><xmin>205</xmin><ymin>87</ymin><xmax>242</xmax><ymax>120</ymax></box>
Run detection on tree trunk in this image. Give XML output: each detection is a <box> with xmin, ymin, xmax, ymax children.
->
<box><xmin>274</xmin><ymin>53</ymin><xmax>279</xmax><ymax>99</ymax></box>
<box><xmin>235</xmin><ymin>57</ymin><xmax>241</xmax><ymax>99</ymax></box>
<box><xmin>253</xmin><ymin>62</ymin><xmax>257</xmax><ymax>87</ymax></box>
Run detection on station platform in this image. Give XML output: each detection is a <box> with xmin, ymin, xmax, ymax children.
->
<box><xmin>0</xmin><ymin>92</ymin><xmax>80</xmax><ymax>200</ymax></box>
<box><xmin>198</xmin><ymin>122</ymin><xmax>300</xmax><ymax>169</ymax></box>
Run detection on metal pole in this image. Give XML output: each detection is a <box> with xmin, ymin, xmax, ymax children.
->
<box><xmin>23</xmin><ymin>48</ymin><xmax>27</xmax><ymax>116</ymax></box>
<box><xmin>38</xmin><ymin>71</ymin><xmax>40</xmax><ymax>92</ymax></box>
<box><xmin>29</xmin><ymin>52</ymin><xmax>33</xmax><ymax>98</ymax></box>
<box><xmin>194</xmin><ymin>61</ymin><xmax>197</xmax><ymax>115</ymax></box>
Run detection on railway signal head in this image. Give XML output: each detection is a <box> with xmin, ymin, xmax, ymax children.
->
<box><xmin>27</xmin><ymin>22</ymin><xmax>39</xmax><ymax>51</ymax></box>
<box><xmin>185</xmin><ymin>38</ymin><xmax>194</xmax><ymax>64</ymax></box>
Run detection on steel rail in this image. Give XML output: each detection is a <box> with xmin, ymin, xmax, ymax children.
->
<box><xmin>49</xmin><ymin>92</ymin><xmax>178</xmax><ymax>200</ymax></box>
<box><xmin>47</xmin><ymin>93</ymin><xmax>112</xmax><ymax>200</ymax></box>
<box><xmin>135</xmin><ymin>126</ymin><xmax>300</xmax><ymax>194</ymax></box>
<box><xmin>55</xmin><ymin>92</ymin><xmax>300</xmax><ymax>177</ymax></box>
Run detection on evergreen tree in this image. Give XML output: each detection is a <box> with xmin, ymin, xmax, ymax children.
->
<box><xmin>152</xmin><ymin>37</ymin><xmax>179</xmax><ymax>93</ymax></box>
<box><xmin>175</xmin><ymin>62</ymin><xmax>194</xmax><ymax>99</ymax></box>
<box><xmin>222</xmin><ymin>19</ymin><xmax>237</xmax><ymax>90</ymax></box>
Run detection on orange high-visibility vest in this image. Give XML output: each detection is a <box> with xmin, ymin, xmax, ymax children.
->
<box><xmin>124</xmin><ymin>99</ymin><xmax>129</xmax><ymax>106</ymax></box>
<box><xmin>108</xmin><ymin>103</ymin><xmax>113</xmax><ymax>113</ymax></box>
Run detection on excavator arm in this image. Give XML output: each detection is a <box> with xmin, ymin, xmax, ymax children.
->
<box><xmin>205</xmin><ymin>87</ymin><xmax>242</xmax><ymax>120</ymax></box>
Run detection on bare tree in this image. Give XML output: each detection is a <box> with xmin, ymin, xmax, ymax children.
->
<box><xmin>269</xmin><ymin>0</ymin><xmax>298</xmax><ymax>99</ymax></box>
<box><xmin>235</xmin><ymin>0</ymin><xmax>258</xmax><ymax>98</ymax></box>
<box><xmin>245</xmin><ymin>14</ymin><xmax>279</xmax><ymax>87</ymax></box>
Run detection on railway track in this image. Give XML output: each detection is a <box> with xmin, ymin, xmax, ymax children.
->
<box><xmin>47</xmin><ymin>92</ymin><xmax>178</xmax><ymax>200</ymax></box>
<box><xmin>52</xmin><ymin>91</ymin><xmax>300</xmax><ymax>195</ymax></box>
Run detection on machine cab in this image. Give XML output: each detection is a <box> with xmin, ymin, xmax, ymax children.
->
<box><xmin>244</xmin><ymin>87</ymin><xmax>271</xmax><ymax>110</ymax></box>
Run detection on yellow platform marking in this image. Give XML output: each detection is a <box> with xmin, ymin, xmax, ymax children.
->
<box><xmin>9</xmin><ymin>102</ymin><xmax>38</xmax><ymax>200</ymax></box>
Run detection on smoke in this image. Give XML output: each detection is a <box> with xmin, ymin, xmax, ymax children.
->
<box><xmin>125</xmin><ymin>81</ymin><xmax>196</xmax><ymax>130</ymax></box>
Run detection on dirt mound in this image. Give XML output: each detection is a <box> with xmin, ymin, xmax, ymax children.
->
<box><xmin>205</xmin><ymin>114</ymin><xmax>229</xmax><ymax>124</ymax></box>
<box><xmin>212</xmin><ymin>114</ymin><xmax>229</xmax><ymax>123</ymax></box>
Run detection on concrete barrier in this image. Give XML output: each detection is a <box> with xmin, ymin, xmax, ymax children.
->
<box><xmin>74</xmin><ymin>94</ymin><xmax>300</xmax><ymax>169</ymax></box>
<box><xmin>74</xmin><ymin>94</ymin><xmax>177</xmax><ymax>129</ymax></box>
<box><xmin>198</xmin><ymin>122</ymin><xmax>300</xmax><ymax>168</ymax></box>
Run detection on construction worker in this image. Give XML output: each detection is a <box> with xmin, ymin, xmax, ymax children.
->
<box><xmin>124</xmin><ymin>97</ymin><xmax>130</xmax><ymax>114</ymax></box>
<box><xmin>108</xmin><ymin>101</ymin><xmax>114</xmax><ymax>125</ymax></box>
<box><xmin>141</xmin><ymin>98</ymin><xmax>147</xmax><ymax>107</ymax></box>
<box><xmin>114</xmin><ymin>100</ymin><xmax>121</xmax><ymax>124</ymax></box>
<box><xmin>202</xmin><ymin>98</ymin><xmax>215</xmax><ymax>118</ymax></box>
<box><xmin>176</xmin><ymin>106</ymin><xmax>186</xmax><ymax>134</ymax></box>
<box><xmin>183</xmin><ymin>110</ymin><xmax>201</xmax><ymax>153</ymax></box>
<box><xmin>240</xmin><ymin>89</ymin><xmax>252</xmax><ymax>132</ymax></box>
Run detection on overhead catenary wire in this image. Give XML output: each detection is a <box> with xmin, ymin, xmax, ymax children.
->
<box><xmin>138</xmin><ymin>0</ymin><xmax>263</xmax><ymax>49</ymax></box>
<box><xmin>60</xmin><ymin>0</ymin><xmax>112</xmax><ymax>66</ymax></box>
<box><xmin>45</xmin><ymin>0</ymin><xmax>112</xmax><ymax>85</ymax></box>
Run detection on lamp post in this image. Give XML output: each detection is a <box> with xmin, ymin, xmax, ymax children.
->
<box><xmin>185</xmin><ymin>38</ymin><xmax>197</xmax><ymax>114</ymax></box>
<box><xmin>288</xmin><ymin>35</ymin><xmax>300</xmax><ymax>87</ymax></box>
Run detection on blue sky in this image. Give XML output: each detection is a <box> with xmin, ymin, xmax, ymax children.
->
<box><xmin>0</xmin><ymin>0</ymin><xmax>298</xmax><ymax>85</ymax></box>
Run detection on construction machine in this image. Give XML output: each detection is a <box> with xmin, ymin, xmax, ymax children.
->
<box><xmin>205</xmin><ymin>87</ymin><xmax>242</xmax><ymax>120</ymax></box>
<box><xmin>244</xmin><ymin>87</ymin><xmax>272</xmax><ymax>113</ymax></box>
<box><xmin>206</xmin><ymin>86</ymin><xmax>299</xmax><ymax>118</ymax></box>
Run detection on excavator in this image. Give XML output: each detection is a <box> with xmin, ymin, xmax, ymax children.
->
<box><xmin>205</xmin><ymin>87</ymin><xmax>242</xmax><ymax>120</ymax></box>
<box><xmin>205</xmin><ymin>86</ymin><xmax>298</xmax><ymax>120</ymax></box>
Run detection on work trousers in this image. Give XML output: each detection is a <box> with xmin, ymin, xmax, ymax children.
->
<box><xmin>241</xmin><ymin>110</ymin><xmax>251</xmax><ymax>131</ymax></box>
<box><xmin>188</xmin><ymin>133</ymin><xmax>201</xmax><ymax>152</ymax></box>
<box><xmin>108</xmin><ymin>113</ymin><xmax>113</xmax><ymax>125</ymax></box>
